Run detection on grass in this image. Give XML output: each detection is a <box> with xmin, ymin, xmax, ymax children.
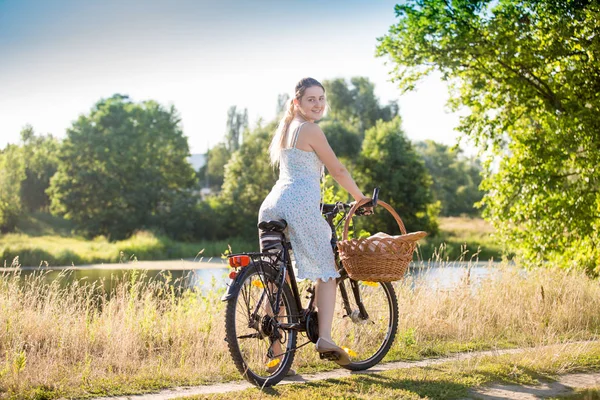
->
<box><xmin>0</xmin><ymin>230</ymin><xmax>255</xmax><ymax>267</ymax></box>
<box><xmin>1</xmin><ymin>260</ymin><xmax>600</xmax><ymax>399</ymax></box>
<box><xmin>553</xmin><ymin>389</ymin><xmax>600</xmax><ymax>399</ymax></box>
<box><xmin>1</xmin><ymin>212</ymin><xmax>255</xmax><ymax>267</ymax></box>
<box><xmin>550</xmin><ymin>387</ymin><xmax>600</xmax><ymax>400</ymax></box>
<box><xmin>418</xmin><ymin>216</ymin><xmax>505</xmax><ymax>262</ymax></box>
<box><xmin>186</xmin><ymin>341</ymin><xmax>600</xmax><ymax>400</ymax></box>
<box><xmin>2</xmin><ymin>213</ymin><xmax>502</xmax><ymax>267</ymax></box>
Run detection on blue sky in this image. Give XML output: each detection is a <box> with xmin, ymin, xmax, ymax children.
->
<box><xmin>0</xmin><ymin>0</ymin><xmax>465</xmax><ymax>154</ymax></box>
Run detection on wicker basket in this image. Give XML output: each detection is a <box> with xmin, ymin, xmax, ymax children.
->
<box><xmin>337</xmin><ymin>198</ymin><xmax>427</xmax><ymax>282</ymax></box>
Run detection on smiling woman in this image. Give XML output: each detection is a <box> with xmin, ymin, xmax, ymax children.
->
<box><xmin>259</xmin><ymin>77</ymin><xmax>374</xmax><ymax>370</ymax></box>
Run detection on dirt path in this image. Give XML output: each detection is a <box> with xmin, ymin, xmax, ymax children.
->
<box><xmin>93</xmin><ymin>343</ymin><xmax>600</xmax><ymax>400</ymax></box>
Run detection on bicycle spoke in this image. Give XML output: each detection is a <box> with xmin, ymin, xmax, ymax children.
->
<box><xmin>331</xmin><ymin>279</ymin><xmax>398</xmax><ymax>369</ymax></box>
<box><xmin>225</xmin><ymin>263</ymin><xmax>298</xmax><ymax>385</ymax></box>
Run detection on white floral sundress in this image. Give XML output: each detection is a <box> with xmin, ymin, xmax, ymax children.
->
<box><xmin>258</xmin><ymin>122</ymin><xmax>340</xmax><ymax>282</ymax></box>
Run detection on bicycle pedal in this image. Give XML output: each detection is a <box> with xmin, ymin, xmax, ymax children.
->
<box><xmin>318</xmin><ymin>351</ymin><xmax>340</xmax><ymax>361</ymax></box>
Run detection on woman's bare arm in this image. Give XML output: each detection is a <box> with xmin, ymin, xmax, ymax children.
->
<box><xmin>300</xmin><ymin>123</ymin><xmax>367</xmax><ymax>202</ymax></box>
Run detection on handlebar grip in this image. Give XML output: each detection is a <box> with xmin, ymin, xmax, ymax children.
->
<box><xmin>372</xmin><ymin>188</ymin><xmax>379</xmax><ymax>208</ymax></box>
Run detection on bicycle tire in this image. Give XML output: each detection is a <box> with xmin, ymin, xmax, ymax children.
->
<box><xmin>332</xmin><ymin>278</ymin><xmax>399</xmax><ymax>371</ymax></box>
<box><xmin>225</xmin><ymin>262</ymin><xmax>298</xmax><ymax>387</ymax></box>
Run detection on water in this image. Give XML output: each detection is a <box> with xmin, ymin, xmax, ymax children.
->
<box><xmin>10</xmin><ymin>267</ymin><xmax>229</xmax><ymax>293</ymax></box>
<box><xmin>8</xmin><ymin>261</ymin><xmax>502</xmax><ymax>292</ymax></box>
<box><xmin>408</xmin><ymin>261</ymin><xmax>499</xmax><ymax>289</ymax></box>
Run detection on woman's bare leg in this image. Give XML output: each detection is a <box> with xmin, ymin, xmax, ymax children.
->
<box><xmin>316</xmin><ymin>277</ymin><xmax>336</xmax><ymax>342</ymax></box>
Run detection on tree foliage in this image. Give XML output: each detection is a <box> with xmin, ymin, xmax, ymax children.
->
<box><xmin>19</xmin><ymin>126</ymin><xmax>60</xmax><ymax>212</ymax></box>
<box><xmin>48</xmin><ymin>94</ymin><xmax>196</xmax><ymax>239</ymax></box>
<box><xmin>198</xmin><ymin>142</ymin><xmax>230</xmax><ymax>191</ymax></box>
<box><xmin>218</xmin><ymin>121</ymin><xmax>279</xmax><ymax>240</ymax></box>
<box><xmin>357</xmin><ymin>117</ymin><xmax>437</xmax><ymax>236</ymax></box>
<box><xmin>415</xmin><ymin>140</ymin><xmax>483</xmax><ymax>216</ymax></box>
<box><xmin>323</xmin><ymin>77</ymin><xmax>399</xmax><ymax>135</ymax></box>
<box><xmin>377</xmin><ymin>0</ymin><xmax>600</xmax><ymax>272</ymax></box>
<box><xmin>319</xmin><ymin>120</ymin><xmax>362</xmax><ymax>160</ymax></box>
<box><xmin>0</xmin><ymin>126</ymin><xmax>60</xmax><ymax>232</ymax></box>
<box><xmin>225</xmin><ymin>105</ymin><xmax>248</xmax><ymax>152</ymax></box>
<box><xmin>0</xmin><ymin>144</ymin><xmax>25</xmax><ymax>232</ymax></box>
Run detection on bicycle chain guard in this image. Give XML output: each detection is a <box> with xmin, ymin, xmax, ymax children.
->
<box><xmin>305</xmin><ymin>310</ymin><xmax>319</xmax><ymax>344</ymax></box>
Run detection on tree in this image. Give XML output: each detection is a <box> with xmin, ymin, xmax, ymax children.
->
<box><xmin>377</xmin><ymin>0</ymin><xmax>600</xmax><ymax>272</ymax></box>
<box><xmin>319</xmin><ymin>120</ymin><xmax>362</xmax><ymax>160</ymax></box>
<box><xmin>198</xmin><ymin>142</ymin><xmax>231</xmax><ymax>191</ymax></box>
<box><xmin>323</xmin><ymin>77</ymin><xmax>399</xmax><ymax>135</ymax></box>
<box><xmin>415</xmin><ymin>140</ymin><xmax>483</xmax><ymax>216</ymax></box>
<box><xmin>219</xmin><ymin>121</ymin><xmax>279</xmax><ymax>240</ymax></box>
<box><xmin>48</xmin><ymin>94</ymin><xmax>196</xmax><ymax>239</ymax></box>
<box><xmin>19</xmin><ymin>126</ymin><xmax>60</xmax><ymax>212</ymax></box>
<box><xmin>357</xmin><ymin>117</ymin><xmax>437</xmax><ymax>236</ymax></box>
<box><xmin>225</xmin><ymin>106</ymin><xmax>249</xmax><ymax>152</ymax></box>
<box><xmin>0</xmin><ymin>125</ymin><xmax>60</xmax><ymax>232</ymax></box>
<box><xmin>0</xmin><ymin>144</ymin><xmax>25</xmax><ymax>232</ymax></box>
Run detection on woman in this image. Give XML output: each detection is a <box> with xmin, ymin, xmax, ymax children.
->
<box><xmin>259</xmin><ymin>77</ymin><xmax>371</xmax><ymax>367</ymax></box>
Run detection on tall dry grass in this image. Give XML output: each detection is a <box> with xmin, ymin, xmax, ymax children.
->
<box><xmin>394</xmin><ymin>263</ymin><xmax>600</xmax><ymax>346</ymax></box>
<box><xmin>0</xmin><ymin>261</ymin><xmax>599</xmax><ymax>398</ymax></box>
<box><xmin>0</xmin><ymin>269</ymin><xmax>238</xmax><ymax>398</ymax></box>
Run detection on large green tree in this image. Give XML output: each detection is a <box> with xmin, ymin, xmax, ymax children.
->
<box><xmin>357</xmin><ymin>117</ymin><xmax>437</xmax><ymax>236</ymax></box>
<box><xmin>415</xmin><ymin>140</ymin><xmax>483</xmax><ymax>217</ymax></box>
<box><xmin>48</xmin><ymin>94</ymin><xmax>196</xmax><ymax>239</ymax></box>
<box><xmin>377</xmin><ymin>0</ymin><xmax>600</xmax><ymax>272</ymax></box>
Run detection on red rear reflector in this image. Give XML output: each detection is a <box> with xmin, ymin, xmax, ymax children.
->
<box><xmin>228</xmin><ymin>255</ymin><xmax>251</xmax><ymax>268</ymax></box>
<box><xmin>229</xmin><ymin>270</ymin><xmax>238</xmax><ymax>279</ymax></box>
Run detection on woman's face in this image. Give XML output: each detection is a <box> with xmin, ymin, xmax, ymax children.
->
<box><xmin>295</xmin><ymin>85</ymin><xmax>326</xmax><ymax>122</ymax></box>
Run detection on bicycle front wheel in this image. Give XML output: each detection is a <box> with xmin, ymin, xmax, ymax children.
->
<box><xmin>224</xmin><ymin>262</ymin><xmax>298</xmax><ymax>387</ymax></box>
<box><xmin>332</xmin><ymin>278</ymin><xmax>399</xmax><ymax>371</ymax></box>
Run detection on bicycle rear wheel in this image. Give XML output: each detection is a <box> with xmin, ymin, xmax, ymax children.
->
<box><xmin>225</xmin><ymin>262</ymin><xmax>298</xmax><ymax>387</ymax></box>
<box><xmin>331</xmin><ymin>278</ymin><xmax>398</xmax><ymax>371</ymax></box>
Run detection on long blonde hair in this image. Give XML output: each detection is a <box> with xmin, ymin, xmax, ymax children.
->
<box><xmin>268</xmin><ymin>77</ymin><xmax>325</xmax><ymax>166</ymax></box>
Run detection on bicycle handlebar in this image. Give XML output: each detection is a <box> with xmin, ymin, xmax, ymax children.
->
<box><xmin>320</xmin><ymin>187</ymin><xmax>380</xmax><ymax>217</ymax></box>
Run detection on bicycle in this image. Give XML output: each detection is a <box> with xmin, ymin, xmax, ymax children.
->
<box><xmin>222</xmin><ymin>188</ymin><xmax>399</xmax><ymax>387</ymax></box>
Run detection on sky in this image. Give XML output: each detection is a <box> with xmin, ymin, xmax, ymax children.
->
<box><xmin>0</xmin><ymin>0</ymin><xmax>466</xmax><ymax>155</ymax></box>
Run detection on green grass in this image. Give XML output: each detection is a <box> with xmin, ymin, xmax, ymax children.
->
<box><xmin>181</xmin><ymin>342</ymin><xmax>600</xmax><ymax>400</ymax></box>
<box><xmin>1</xmin><ymin>212</ymin><xmax>255</xmax><ymax>266</ymax></box>
<box><xmin>418</xmin><ymin>216</ymin><xmax>505</xmax><ymax>262</ymax></box>
<box><xmin>553</xmin><ymin>389</ymin><xmax>600</xmax><ymax>399</ymax></box>
<box><xmin>2</xmin><ymin>213</ymin><xmax>504</xmax><ymax>267</ymax></box>
<box><xmin>0</xmin><ymin>231</ymin><xmax>255</xmax><ymax>267</ymax></box>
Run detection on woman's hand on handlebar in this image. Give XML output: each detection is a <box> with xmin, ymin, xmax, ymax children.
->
<box><xmin>350</xmin><ymin>197</ymin><xmax>374</xmax><ymax>216</ymax></box>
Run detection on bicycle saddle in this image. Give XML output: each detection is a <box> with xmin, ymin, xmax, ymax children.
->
<box><xmin>258</xmin><ymin>220</ymin><xmax>287</xmax><ymax>232</ymax></box>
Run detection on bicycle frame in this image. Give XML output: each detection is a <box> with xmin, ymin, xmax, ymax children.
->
<box><xmin>253</xmin><ymin>209</ymin><xmax>369</xmax><ymax>334</ymax></box>
<box><xmin>222</xmin><ymin>200</ymin><xmax>374</xmax><ymax>344</ymax></box>
<box><xmin>224</xmin><ymin>190</ymin><xmax>399</xmax><ymax>386</ymax></box>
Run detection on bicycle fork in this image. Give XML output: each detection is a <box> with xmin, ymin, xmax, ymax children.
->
<box><xmin>337</xmin><ymin>277</ymin><xmax>370</xmax><ymax>322</ymax></box>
